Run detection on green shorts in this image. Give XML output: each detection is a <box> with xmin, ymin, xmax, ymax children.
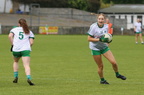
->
<box><xmin>91</xmin><ymin>47</ymin><xmax>110</xmax><ymax>55</ymax></box>
<box><xmin>13</xmin><ymin>50</ymin><xmax>31</xmax><ymax>58</ymax></box>
<box><xmin>135</xmin><ymin>32</ymin><xmax>142</xmax><ymax>34</ymax></box>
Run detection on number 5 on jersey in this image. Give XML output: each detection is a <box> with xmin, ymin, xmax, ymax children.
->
<box><xmin>19</xmin><ymin>32</ymin><xmax>24</xmax><ymax>40</ymax></box>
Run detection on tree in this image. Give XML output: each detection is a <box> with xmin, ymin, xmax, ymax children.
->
<box><xmin>102</xmin><ymin>0</ymin><xmax>111</xmax><ymax>4</ymax></box>
<box><xmin>68</xmin><ymin>0</ymin><xmax>101</xmax><ymax>12</ymax></box>
<box><xmin>103</xmin><ymin>0</ymin><xmax>144</xmax><ymax>4</ymax></box>
<box><xmin>11</xmin><ymin>0</ymin><xmax>101</xmax><ymax>12</ymax></box>
<box><xmin>100</xmin><ymin>0</ymin><xmax>111</xmax><ymax>9</ymax></box>
<box><xmin>87</xmin><ymin>0</ymin><xmax>101</xmax><ymax>12</ymax></box>
<box><xmin>35</xmin><ymin>0</ymin><xmax>68</xmax><ymax>8</ymax></box>
<box><xmin>68</xmin><ymin>0</ymin><xmax>88</xmax><ymax>10</ymax></box>
<box><xmin>11</xmin><ymin>0</ymin><xmax>69</xmax><ymax>8</ymax></box>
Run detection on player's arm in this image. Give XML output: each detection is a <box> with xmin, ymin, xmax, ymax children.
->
<box><xmin>29</xmin><ymin>38</ymin><xmax>34</xmax><ymax>46</ymax></box>
<box><xmin>8</xmin><ymin>32</ymin><xmax>14</xmax><ymax>45</ymax></box>
<box><xmin>87</xmin><ymin>35</ymin><xmax>99</xmax><ymax>42</ymax></box>
<box><xmin>29</xmin><ymin>31</ymin><xmax>35</xmax><ymax>46</ymax></box>
<box><xmin>8</xmin><ymin>32</ymin><xmax>14</xmax><ymax>52</ymax></box>
<box><xmin>88</xmin><ymin>35</ymin><xmax>108</xmax><ymax>43</ymax></box>
<box><xmin>111</xmin><ymin>25</ymin><xmax>113</xmax><ymax>34</ymax></box>
<box><xmin>134</xmin><ymin>24</ymin><xmax>136</xmax><ymax>32</ymax></box>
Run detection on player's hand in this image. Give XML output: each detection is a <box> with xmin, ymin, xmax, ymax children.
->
<box><xmin>99</xmin><ymin>35</ymin><xmax>108</xmax><ymax>42</ymax></box>
<box><xmin>10</xmin><ymin>45</ymin><xmax>13</xmax><ymax>52</ymax></box>
<box><xmin>108</xmin><ymin>40</ymin><xmax>112</xmax><ymax>43</ymax></box>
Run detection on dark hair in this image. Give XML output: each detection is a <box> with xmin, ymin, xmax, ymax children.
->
<box><xmin>18</xmin><ymin>18</ymin><xmax>30</xmax><ymax>34</ymax></box>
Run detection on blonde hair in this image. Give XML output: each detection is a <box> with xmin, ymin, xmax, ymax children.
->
<box><xmin>97</xmin><ymin>13</ymin><xmax>106</xmax><ymax>19</ymax></box>
<box><xmin>19</xmin><ymin>18</ymin><xmax>30</xmax><ymax>34</ymax></box>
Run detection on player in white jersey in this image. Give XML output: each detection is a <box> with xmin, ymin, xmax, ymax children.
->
<box><xmin>8</xmin><ymin>18</ymin><xmax>35</xmax><ymax>85</ymax></box>
<box><xmin>87</xmin><ymin>13</ymin><xmax>126</xmax><ymax>84</ymax></box>
<box><xmin>134</xmin><ymin>19</ymin><xmax>144</xmax><ymax>44</ymax></box>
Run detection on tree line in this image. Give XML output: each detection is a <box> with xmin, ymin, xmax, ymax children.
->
<box><xmin>11</xmin><ymin>0</ymin><xmax>100</xmax><ymax>13</ymax></box>
<box><xmin>12</xmin><ymin>0</ymin><xmax>144</xmax><ymax>13</ymax></box>
<box><xmin>103</xmin><ymin>0</ymin><xmax>144</xmax><ymax>4</ymax></box>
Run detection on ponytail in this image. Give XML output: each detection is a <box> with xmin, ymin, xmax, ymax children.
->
<box><xmin>18</xmin><ymin>18</ymin><xmax>30</xmax><ymax>34</ymax></box>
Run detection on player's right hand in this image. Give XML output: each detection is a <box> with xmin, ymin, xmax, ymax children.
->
<box><xmin>99</xmin><ymin>35</ymin><xmax>108</xmax><ymax>42</ymax></box>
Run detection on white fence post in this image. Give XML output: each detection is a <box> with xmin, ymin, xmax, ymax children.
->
<box><xmin>121</xmin><ymin>27</ymin><xmax>124</xmax><ymax>35</ymax></box>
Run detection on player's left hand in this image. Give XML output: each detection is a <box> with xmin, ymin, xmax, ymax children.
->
<box><xmin>10</xmin><ymin>45</ymin><xmax>13</xmax><ymax>52</ymax></box>
<box><xmin>108</xmin><ymin>40</ymin><xmax>112</xmax><ymax>43</ymax></box>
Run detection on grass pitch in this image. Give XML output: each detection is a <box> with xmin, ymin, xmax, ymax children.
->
<box><xmin>0</xmin><ymin>35</ymin><xmax>144</xmax><ymax>95</ymax></box>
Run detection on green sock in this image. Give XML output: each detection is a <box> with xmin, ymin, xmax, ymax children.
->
<box><xmin>27</xmin><ymin>75</ymin><xmax>32</xmax><ymax>80</ymax></box>
<box><xmin>101</xmin><ymin>78</ymin><xmax>105</xmax><ymax>81</ymax></box>
<box><xmin>115</xmin><ymin>72</ymin><xmax>120</xmax><ymax>76</ymax></box>
<box><xmin>14</xmin><ymin>72</ymin><xmax>18</xmax><ymax>78</ymax></box>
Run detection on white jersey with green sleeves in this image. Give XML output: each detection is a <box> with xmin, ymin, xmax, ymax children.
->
<box><xmin>134</xmin><ymin>22</ymin><xmax>142</xmax><ymax>32</ymax></box>
<box><xmin>87</xmin><ymin>22</ymin><xmax>108</xmax><ymax>51</ymax></box>
<box><xmin>10</xmin><ymin>27</ymin><xmax>35</xmax><ymax>52</ymax></box>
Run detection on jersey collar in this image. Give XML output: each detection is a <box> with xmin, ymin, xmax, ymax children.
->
<box><xmin>97</xmin><ymin>22</ymin><xmax>104</xmax><ymax>28</ymax></box>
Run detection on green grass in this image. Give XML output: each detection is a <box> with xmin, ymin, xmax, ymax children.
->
<box><xmin>0</xmin><ymin>35</ymin><xmax>144</xmax><ymax>95</ymax></box>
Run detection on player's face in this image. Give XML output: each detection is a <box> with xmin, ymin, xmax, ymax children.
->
<box><xmin>137</xmin><ymin>19</ymin><xmax>140</xmax><ymax>22</ymax></box>
<box><xmin>105</xmin><ymin>19</ymin><xmax>109</xmax><ymax>23</ymax></box>
<box><xmin>18</xmin><ymin>23</ymin><xmax>20</xmax><ymax>26</ymax></box>
<box><xmin>97</xmin><ymin>15</ymin><xmax>105</xmax><ymax>26</ymax></box>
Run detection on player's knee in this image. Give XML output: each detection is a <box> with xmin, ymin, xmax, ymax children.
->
<box><xmin>98</xmin><ymin>64</ymin><xmax>103</xmax><ymax>70</ymax></box>
<box><xmin>111</xmin><ymin>61</ymin><xmax>117</xmax><ymax>65</ymax></box>
<box><xmin>111</xmin><ymin>62</ymin><xmax>117</xmax><ymax>67</ymax></box>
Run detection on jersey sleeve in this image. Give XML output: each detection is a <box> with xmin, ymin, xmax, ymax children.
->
<box><xmin>29</xmin><ymin>31</ymin><xmax>35</xmax><ymax>39</ymax></box>
<box><xmin>87</xmin><ymin>24</ymin><xmax>96</xmax><ymax>37</ymax></box>
<box><xmin>10</xmin><ymin>28</ymin><xmax>15</xmax><ymax>34</ymax></box>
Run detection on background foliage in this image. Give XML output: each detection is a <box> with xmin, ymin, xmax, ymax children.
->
<box><xmin>11</xmin><ymin>0</ymin><xmax>100</xmax><ymax>12</ymax></box>
<box><xmin>103</xmin><ymin>0</ymin><xmax>144</xmax><ymax>4</ymax></box>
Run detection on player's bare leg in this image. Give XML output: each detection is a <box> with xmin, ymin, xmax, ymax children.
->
<box><xmin>139</xmin><ymin>33</ymin><xmax>144</xmax><ymax>44</ymax></box>
<box><xmin>103</xmin><ymin>50</ymin><xmax>126</xmax><ymax>80</ymax></box>
<box><xmin>22</xmin><ymin>57</ymin><xmax>31</xmax><ymax>75</ymax></box>
<box><xmin>22</xmin><ymin>57</ymin><xmax>34</xmax><ymax>85</ymax></box>
<box><xmin>13</xmin><ymin>57</ymin><xmax>20</xmax><ymax>83</ymax></box>
<box><xmin>135</xmin><ymin>34</ymin><xmax>139</xmax><ymax>44</ymax></box>
<box><xmin>93</xmin><ymin>55</ymin><xmax>109</xmax><ymax>84</ymax></box>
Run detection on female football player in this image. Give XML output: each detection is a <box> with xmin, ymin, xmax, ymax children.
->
<box><xmin>8</xmin><ymin>18</ymin><xmax>35</xmax><ymax>85</ymax></box>
<box><xmin>87</xmin><ymin>13</ymin><xmax>126</xmax><ymax>84</ymax></box>
<box><xmin>134</xmin><ymin>18</ymin><xmax>144</xmax><ymax>44</ymax></box>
